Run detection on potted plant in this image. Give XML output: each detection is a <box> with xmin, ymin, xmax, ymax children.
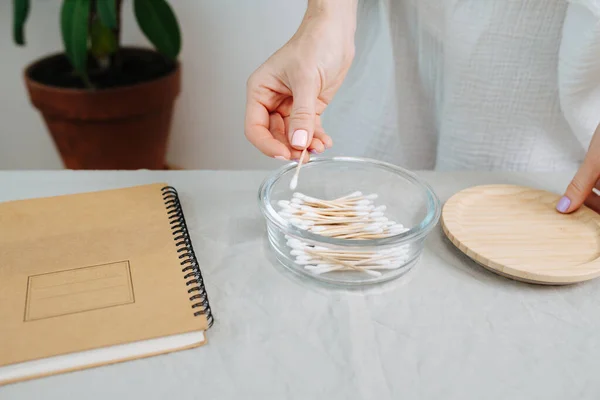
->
<box><xmin>13</xmin><ymin>0</ymin><xmax>182</xmax><ymax>169</ymax></box>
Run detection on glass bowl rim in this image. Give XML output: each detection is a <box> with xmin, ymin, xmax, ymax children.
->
<box><xmin>258</xmin><ymin>156</ymin><xmax>441</xmax><ymax>247</ymax></box>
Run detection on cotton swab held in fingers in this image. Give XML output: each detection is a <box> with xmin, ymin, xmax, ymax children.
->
<box><xmin>289</xmin><ymin>148</ymin><xmax>308</xmax><ymax>190</ymax></box>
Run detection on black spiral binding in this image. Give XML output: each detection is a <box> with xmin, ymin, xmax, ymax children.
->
<box><xmin>161</xmin><ymin>186</ymin><xmax>214</xmax><ymax>328</ymax></box>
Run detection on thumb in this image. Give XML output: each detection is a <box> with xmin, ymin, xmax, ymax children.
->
<box><xmin>288</xmin><ymin>79</ymin><xmax>317</xmax><ymax>150</ymax></box>
<box><xmin>557</xmin><ymin>157</ymin><xmax>599</xmax><ymax>213</ymax></box>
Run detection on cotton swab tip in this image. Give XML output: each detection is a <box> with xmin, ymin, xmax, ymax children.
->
<box><xmin>287</xmin><ymin>240</ymin><xmax>305</xmax><ymax>249</ymax></box>
<box><xmin>294</xmin><ymin>259</ymin><xmax>312</xmax><ymax>265</ymax></box>
<box><xmin>290</xmin><ymin>218</ymin><xmax>314</xmax><ymax>226</ymax></box>
<box><xmin>289</xmin><ymin>175</ymin><xmax>299</xmax><ymax>190</ymax></box>
<box><xmin>295</xmin><ymin>255</ymin><xmax>312</xmax><ymax>262</ymax></box>
<box><xmin>278</xmin><ymin>200</ymin><xmax>291</xmax><ymax>208</ymax></box>
<box><xmin>367</xmin><ymin>223</ymin><xmax>385</xmax><ymax>231</ymax></box>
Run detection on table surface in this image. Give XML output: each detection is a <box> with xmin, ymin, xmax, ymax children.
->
<box><xmin>1</xmin><ymin>170</ymin><xmax>598</xmax><ymax>400</ymax></box>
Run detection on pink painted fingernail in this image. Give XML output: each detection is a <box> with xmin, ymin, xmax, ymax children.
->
<box><xmin>556</xmin><ymin>196</ymin><xmax>571</xmax><ymax>213</ymax></box>
<box><xmin>291</xmin><ymin>130</ymin><xmax>308</xmax><ymax>148</ymax></box>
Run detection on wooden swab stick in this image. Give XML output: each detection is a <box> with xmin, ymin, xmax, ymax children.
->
<box><xmin>297</xmin><ymin>204</ymin><xmax>373</xmax><ymax>212</ymax></box>
<box><xmin>311</xmin><ymin>217</ymin><xmax>375</xmax><ymax>223</ymax></box>
<box><xmin>302</xmin><ymin>248</ymin><xmax>382</xmax><ymax>277</ymax></box>
<box><xmin>289</xmin><ymin>148</ymin><xmax>308</xmax><ymax>190</ymax></box>
<box><xmin>298</xmin><ymin>250</ymin><xmax>404</xmax><ymax>263</ymax></box>
<box><xmin>314</xmin><ymin>222</ymin><xmax>383</xmax><ymax>233</ymax></box>
<box><xmin>280</xmin><ymin>192</ymin><xmax>412</xmax><ymax>275</ymax></box>
<box><xmin>293</xmin><ymin>193</ymin><xmax>374</xmax><ymax>208</ymax></box>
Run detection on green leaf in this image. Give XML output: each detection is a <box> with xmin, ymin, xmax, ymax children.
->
<box><xmin>90</xmin><ymin>18</ymin><xmax>117</xmax><ymax>59</ymax></box>
<box><xmin>13</xmin><ymin>0</ymin><xmax>30</xmax><ymax>45</ymax></box>
<box><xmin>133</xmin><ymin>0</ymin><xmax>181</xmax><ymax>60</ymax></box>
<box><xmin>97</xmin><ymin>0</ymin><xmax>117</xmax><ymax>30</ymax></box>
<box><xmin>60</xmin><ymin>0</ymin><xmax>91</xmax><ymax>84</ymax></box>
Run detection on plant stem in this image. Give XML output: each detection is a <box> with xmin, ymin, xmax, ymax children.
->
<box><xmin>115</xmin><ymin>0</ymin><xmax>122</xmax><ymax>46</ymax></box>
<box><xmin>82</xmin><ymin>74</ymin><xmax>95</xmax><ymax>90</ymax></box>
<box><xmin>111</xmin><ymin>0</ymin><xmax>123</xmax><ymax>71</ymax></box>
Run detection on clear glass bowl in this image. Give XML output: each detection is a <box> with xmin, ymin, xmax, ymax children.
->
<box><xmin>258</xmin><ymin>157</ymin><xmax>441</xmax><ymax>286</ymax></box>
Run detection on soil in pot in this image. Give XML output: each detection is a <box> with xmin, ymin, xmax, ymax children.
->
<box><xmin>25</xmin><ymin>47</ymin><xmax>181</xmax><ymax>170</ymax></box>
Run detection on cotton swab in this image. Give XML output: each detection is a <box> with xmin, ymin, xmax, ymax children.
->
<box><xmin>301</xmin><ymin>247</ymin><xmax>382</xmax><ymax>277</ymax></box>
<box><xmin>281</xmin><ymin>191</ymin><xmax>407</xmax><ymax>240</ymax></box>
<box><xmin>289</xmin><ymin>148</ymin><xmax>308</xmax><ymax>190</ymax></box>
<box><xmin>277</xmin><ymin>190</ymin><xmax>413</xmax><ymax>277</ymax></box>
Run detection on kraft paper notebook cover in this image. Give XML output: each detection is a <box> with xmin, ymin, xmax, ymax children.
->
<box><xmin>0</xmin><ymin>183</ymin><xmax>213</xmax><ymax>385</ymax></box>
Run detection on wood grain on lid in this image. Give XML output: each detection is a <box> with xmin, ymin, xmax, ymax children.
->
<box><xmin>441</xmin><ymin>184</ymin><xmax>600</xmax><ymax>285</ymax></box>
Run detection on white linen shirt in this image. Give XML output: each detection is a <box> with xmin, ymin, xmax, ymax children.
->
<box><xmin>322</xmin><ymin>0</ymin><xmax>600</xmax><ymax>172</ymax></box>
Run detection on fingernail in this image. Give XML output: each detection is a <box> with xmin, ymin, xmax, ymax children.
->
<box><xmin>291</xmin><ymin>130</ymin><xmax>308</xmax><ymax>148</ymax></box>
<box><xmin>274</xmin><ymin>156</ymin><xmax>287</xmax><ymax>160</ymax></box>
<box><xmin>556</xmin><ymin>196</ymin><xmax>571</xmax><ymax>213</ymax></box>
<box><xmin>309</xmin><ymin>149</ymin><xmax>318</xmax><ymax>155</ymax></box>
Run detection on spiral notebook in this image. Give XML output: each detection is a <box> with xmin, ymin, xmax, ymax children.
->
<box><xmin>0</xmin><ymin>183</ymin><xmax>213</xmax><ymax>385</ymax></box>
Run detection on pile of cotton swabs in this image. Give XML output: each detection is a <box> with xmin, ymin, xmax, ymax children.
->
<box><xmin>277</xmin><ymin>191</ymin><xmax>410</xmax><ymax>276</ymax></box>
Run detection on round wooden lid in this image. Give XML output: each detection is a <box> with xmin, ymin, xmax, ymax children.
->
<box><xmin>441</xmin><ymin>184</ymin><xmax>600</xmax><ymax>285</ymax></box>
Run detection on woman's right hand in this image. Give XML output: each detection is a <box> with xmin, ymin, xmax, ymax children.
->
<box><xmin>244</xmin><ymin>0</ymin><xmax>358</xmax><ymax>161</ymax></box>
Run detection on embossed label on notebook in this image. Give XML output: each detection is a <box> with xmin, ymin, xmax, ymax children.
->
<box><xmin>25</xmin><ymin>261</ymin><xmax>134</xmax><ymax>321</ymax></box>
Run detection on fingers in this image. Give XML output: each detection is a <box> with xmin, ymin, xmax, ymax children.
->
<box><xmin>289</xmin><ymin>138</ymin><xmax>325</xmax><ymax>161</ymax></box>
<box><xmin>289</xmin><ymin>149</ymin><xmax>311</xmax><ymax>163</ymax></box>
<box><xmin>314</xmin><ymin>115</ymin><xmax>333</xmax><ymax>149</ymax></box>
<box><xmin>245</xmin><ymin>68</ymin><xmax>333</xmax><ymax>159</ymax></box>
<box><xmin>557</xmin><ymin>150</ymin><xmax>600</xmax><ymax>213</ymax></box>
<box><xmin>287</xmin><ymin>75</ymin><xmax>318</xmax><ymax>150</ymax></box>
<box><xmin>309</xmin><ymin>138</ymin><xmax>326</xmax><ymax>154</ymax></box>
<box><xmin>314</xmin><ymin>132</ymin><xmax>333</xmax><ymax>150</ymax></box>
<box><xmin>244</xmin><ymin>94</ymin><xmax>290</xmax><ymax>160</ymax></box>
<box><xmin>282</xmin><ymin>114</ymin><xmax>331</xmax><ymax>153</ymax></box>
<box><xmin>584</xmin><ymin>183</ymin><xmax>600</xmax><ymax>213</ymax></box>
<box><xmin>269</xmin><ymin>112</ymin><xmax>288</xmax><ymax>147</ymax></box>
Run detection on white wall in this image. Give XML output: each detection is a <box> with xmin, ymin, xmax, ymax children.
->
<box><xmin>0</xmin><ymin>0</ymin><xmax>395</xmax><ymax>170</ymax></box>
<box><xmin>0</xmin><ymin>1</ymin><xmax>307</xmax><ymax>170</ymax></box>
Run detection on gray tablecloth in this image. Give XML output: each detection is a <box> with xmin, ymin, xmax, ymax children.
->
<box><xmin>1</xmin><ymin>170</ymin><xmax>598</xmax><ymax>400</ymax></box>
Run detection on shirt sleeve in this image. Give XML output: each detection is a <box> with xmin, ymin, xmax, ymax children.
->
<box><xmin>558</xmin><ymin>1</ymin><xmax>600</xmax><ymax>148</ymax></box>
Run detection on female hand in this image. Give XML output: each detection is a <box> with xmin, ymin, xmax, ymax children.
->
<box><xmin>244</xmin><ymin>0</ymin><xmax>357</xmax><ymax>161</ymax></box>
<box><xmin>557</xmin><ymin>126</ymin><xmax>600</xmax><ymax>213</ymax></box>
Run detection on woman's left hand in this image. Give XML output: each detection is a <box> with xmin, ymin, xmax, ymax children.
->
<box><xmin>557</xmin><ymin>126</ymin><xmax>600</xmax><ymax>213</ymax></box>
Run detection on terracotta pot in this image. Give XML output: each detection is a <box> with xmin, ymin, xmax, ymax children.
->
<box><xmin>23</xmin><ymin>48</ymin><xmax>181</xmax><ymax>170</ymax></box>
